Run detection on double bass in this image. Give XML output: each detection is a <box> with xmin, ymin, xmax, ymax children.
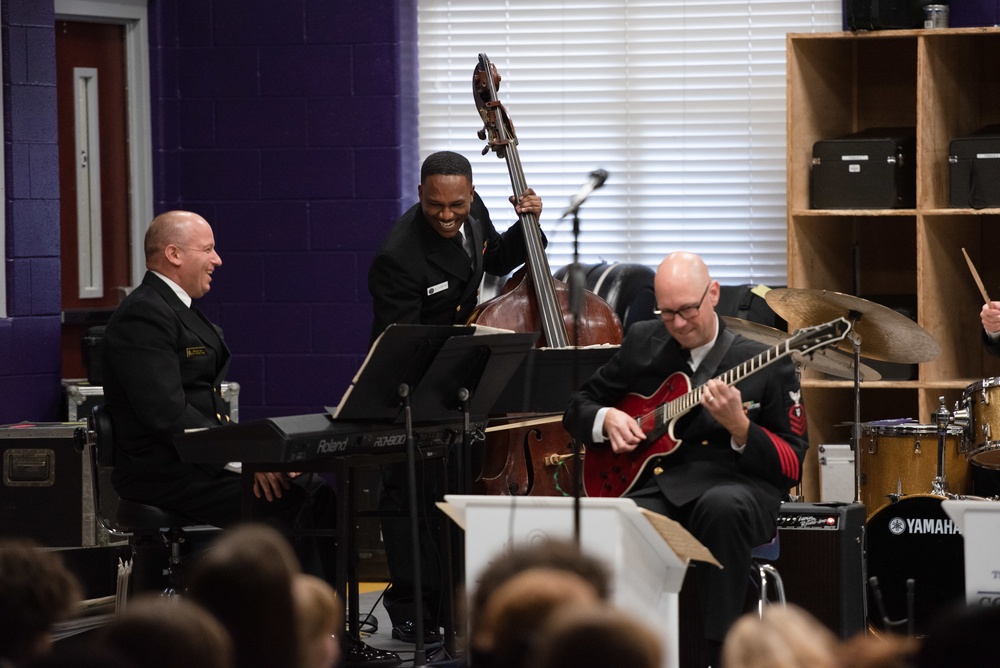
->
<box><xmin>468</xmin><ymin>53</ymin><xmax>623</xmax><ymax>496</ymax></box>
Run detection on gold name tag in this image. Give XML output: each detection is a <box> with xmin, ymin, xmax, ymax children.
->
<box><xmin>186</xmin><ymin>346</ymin><xmax>208</xmax><ymax>358</ymax></box>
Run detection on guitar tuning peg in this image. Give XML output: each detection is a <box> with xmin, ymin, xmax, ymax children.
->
<box><xmin>477</xmin><ymin>128</ymin><xmax>487</xmax><ymax>141</ymax></box>
<box><xmin>481</xmin><ymin>146</ymin><xmax>490</xmax><ymax>156</ymax></box>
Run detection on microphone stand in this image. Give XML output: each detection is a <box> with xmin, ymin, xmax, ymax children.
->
<box><xmin>398</xmin><ymin>382</ymin><xmax>427</xmax><ymax>667</ymax></box>
<box><xmin>568</xmin><ymin>210</ymin><xmax>584</xmax><ymax>545</ymax></box>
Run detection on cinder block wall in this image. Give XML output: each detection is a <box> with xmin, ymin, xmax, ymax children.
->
<box><xmin>1</xmin><ymin>0</ymin><xmax>418</xmax><ymax>423</ymax></box>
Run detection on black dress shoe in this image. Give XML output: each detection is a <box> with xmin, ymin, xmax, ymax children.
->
<box><xmin>391</xmin><ymin>619</ymin><xmax>442</xmax><ymax>644</ymax></box>
<box><xmin>340</xmin><ymin>634</ymin><xmax>401</xmax><ymax>667</ymax></box>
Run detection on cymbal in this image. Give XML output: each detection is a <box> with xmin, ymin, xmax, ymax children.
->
<box><xmin>763</xmin><ymin>288</ymin><xmax>941</xmax><ymax>364</ymax></box>
<box><xmin>721</xmin><ymin>316</ymin><xmax>882</xmax><ymax>381</ymax></box>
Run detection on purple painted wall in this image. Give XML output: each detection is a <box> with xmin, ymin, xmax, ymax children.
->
<box><xmin>1</xmin><ymin>0</ymin><xmax>63</xmax><ymax>422</ymax></box>
<box><xmin>0</xmin><ymin>0</ymin><xmax>418</xmax><ymax>423</ymax></box>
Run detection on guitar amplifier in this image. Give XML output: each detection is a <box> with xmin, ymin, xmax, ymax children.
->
<box><xmin>772</xmin><ymin>502</ymin><xmax>866</xmax><ymax>639</ymax></box>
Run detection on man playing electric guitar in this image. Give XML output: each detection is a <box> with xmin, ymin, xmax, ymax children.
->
<box><xmin>563</xmin><ymin>252</ymin><xmax>809</xmax><ymax>668</ymax></box>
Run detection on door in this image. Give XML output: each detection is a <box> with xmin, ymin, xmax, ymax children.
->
<box><xmin>56</xmin><ymin>20</ymin><xmax>132</xmax><ymax>380</ymax></box>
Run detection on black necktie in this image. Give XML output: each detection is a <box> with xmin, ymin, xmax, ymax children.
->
<box><xmin>679</xmin><ymin>346</ymin><xmax>694</xmax><ymax>371</ymax></box>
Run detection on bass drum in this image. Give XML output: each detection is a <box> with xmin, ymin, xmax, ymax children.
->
<box><xmin>866</xmin><ymin>495</ymin><xmax>965</xmax><ymax>636</ymax></box>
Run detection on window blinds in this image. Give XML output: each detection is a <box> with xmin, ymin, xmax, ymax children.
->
<box><xmin>417</xmin><ymin>0</ymin><xmax>841</xmax><ymax>284</ymax></box>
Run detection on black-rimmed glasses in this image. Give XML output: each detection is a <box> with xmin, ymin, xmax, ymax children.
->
<box><xmin>653</xmin><ymin>282</ymin><xmax>711</xmax><ymax>322</ymax></box>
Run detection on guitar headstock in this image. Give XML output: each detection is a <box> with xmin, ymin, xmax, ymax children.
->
<box><xmin>786</xmin><ymin>317</ymin><xmax>852</xmax><ymax>356</ymax></box>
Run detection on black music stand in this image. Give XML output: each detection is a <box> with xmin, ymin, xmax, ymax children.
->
<box><xmin>331</xmin><ymin>324</ymin><xmax>473</xmax><ymax>422</ymax></box>
<box><xmin>492</xmin><ymin>346</ymin><xmax>618</xmax><ymax>413</ymax></box>
<box><xmin>332</xmin><ymin>324</ymin><xmax>536</xmax><ymax>666</ymax></box>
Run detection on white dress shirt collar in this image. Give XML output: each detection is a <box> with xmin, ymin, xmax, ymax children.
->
<box><xmin>150</xmin><ymin>270</ymin><xmax>192</xmax><ymax>308</ymax></box>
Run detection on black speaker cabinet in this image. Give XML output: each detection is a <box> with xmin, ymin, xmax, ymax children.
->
<box><xmin>774</xmin><ymin>501</ymin><xmax>866</xmax><ymax>639</ymax></box>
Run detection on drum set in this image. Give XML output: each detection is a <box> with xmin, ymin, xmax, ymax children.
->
<box><xmin>726</xmin><ymin>287</ymin><xmax>998</xmax><ymax>637</ymax></box>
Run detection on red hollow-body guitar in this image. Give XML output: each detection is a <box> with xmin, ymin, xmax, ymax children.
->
<box><xmin>583</xmin><ymin>318</ymin><xmax>851</xmax><ymax>498</ymax></box>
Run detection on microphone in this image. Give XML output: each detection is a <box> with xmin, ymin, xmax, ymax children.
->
<box><xmin>559</xmin><ymin>169</ymin><xmax>609</xmax><ymax>218</ymax></box>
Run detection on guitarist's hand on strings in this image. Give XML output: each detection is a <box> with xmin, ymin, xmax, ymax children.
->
<box><xmin>602</xmin><ymin>407</ymin><xmax>647</xmax><ymax>453</ymax></box>
<box><xmin>509</xmin><ymin>188</ymin><xmax>543</xmax><ymax>218</ymax></box>
<box><xmin>701</xmin><ymin>379</ymin><xmax>751</xmax><ymax>447</ymax></box>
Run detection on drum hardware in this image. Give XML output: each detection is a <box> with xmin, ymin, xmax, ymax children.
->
<box><xmin>932</xmin><ymin>397</ymin><xmax>951</xmax><ymax>496</ymax></box>
<box><xmin>764</xmin><ymin>289</ymin><xmax>943</xmax><ymax>507</ymax></box>
<box><xmin>949</xmin><ymin>404</ymin><xmax>969</xmax><ymax>430</ymax></box>
<box><xmin>868</xmin><ymin>576</ymin><xmax>915</xmax><ymax>636</ymax></box>
<box><xmin>887</xmin><ymin>479</ymin><xmax>902</xmax><ymax>506</ymax></box>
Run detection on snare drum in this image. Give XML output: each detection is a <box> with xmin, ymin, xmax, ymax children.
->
<box><xmin>866</xmin><ymin>495</ymin><xmax>965</xmax><ymax>636</ymax></box>
<box><xmin>962</xmin><ymin>378</ymin><xmax>1000</xmax><ymax>467</ymax></box>
<box><xmin>859</xmin><ymin>423</ymin><xmax>969</xmax><ymax>518</ymax></box>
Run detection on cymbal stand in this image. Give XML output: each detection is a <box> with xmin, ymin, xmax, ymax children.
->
<box><xmin>932</xmin><ymin>396</ymin><xmax>950</xmax><ymax>496</ymax></box>
<box><xmin>848</xmin><ymin>313</ymin><xmax>864</xmax><ymax>505</ymax></box>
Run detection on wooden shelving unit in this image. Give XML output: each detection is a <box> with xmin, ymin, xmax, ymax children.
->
<box><xmin>786</xmin><ymin>28</ymin><xmax>1000</xmax><ymax>499</ymax></box>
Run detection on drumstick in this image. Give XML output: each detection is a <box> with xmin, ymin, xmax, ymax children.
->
<box><xmin>963</xmin><ymin>247</ymin><xmax>991</xmax><ymax>304</ymax></box>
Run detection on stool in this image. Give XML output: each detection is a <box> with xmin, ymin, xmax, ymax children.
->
<box><xmin>84</xmin><ymin>404</ymin><xmax>211</xmax><ymax>597</ymax></box>
<box><xmin>749</xmin><ymin>533</ymin><xmax>785</xmax><ymax>615</ymax></box>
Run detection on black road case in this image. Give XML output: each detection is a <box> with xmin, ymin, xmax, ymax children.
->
<box><xmin>844</xmin><ymin>0</ymin><xmax>923</xmax><ymax>31</ymax></box>
<box><xmin>950</xmin><ymin>125</ymin><xmax>1000</xmax><ymax>209</ymax></box>
<box><xmin>811</xmin><ymin>128</ymin><xmax>916</xmax><ymax>209</ymax></box>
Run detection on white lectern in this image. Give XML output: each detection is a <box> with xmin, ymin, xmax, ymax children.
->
<box><xmin>942</xmin><ymin>499</ymin><xmax>1000</xmax><ymax>606</ymax></box>
<box><xmin>439</xmin><ymin>494</ymin><xmax>719</xmax><ymax>668</ymax></box>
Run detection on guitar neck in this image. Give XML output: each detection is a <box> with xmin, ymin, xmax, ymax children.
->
<box><xmin>655</xmin><ymin>338</ymin><xmax>796</xmax><ymax>428</ymax></box>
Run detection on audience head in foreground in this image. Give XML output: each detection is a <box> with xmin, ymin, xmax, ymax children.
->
<box><xmin>96</xmin><ymin>594</ymin><xmax>234</xmax><ymax>668</ymax></box>
<box><xmin>185</xmin><ymin>524</ymin><xmax>301</xmax><ymax>668</ymax></box>
<box><xmin>470</xmin><ymin>537</ymin><xmax>611</xmax><ymax>630</ymax></box>
<box><xmin>0</xmin><ymin>539</ymin><xmax>82</xmax><ymax>665</ymax></box>
<box><xmin>526</xmin><ymin>604</ymin><xmax>663</xmax><ymax>668</ymax></box>
<box><xmin>472</xmin><ymin>566</ymin><xmax>604</xmax><ymax>668</ymax></box>
<box><xmin>722</xmin><ymin>604</ymin><xmax>839</xmax><ymax>668</ymax></box>
<box><xmin>293</xmin><ymin>573</ymin><xmax>344</xmax><ymax>668</ymax></box>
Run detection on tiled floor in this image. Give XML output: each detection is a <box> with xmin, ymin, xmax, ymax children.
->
<box><xmin>354</xmin><ymin>582</ymin><xmax>459</xmax><ymax>666</ymax></box>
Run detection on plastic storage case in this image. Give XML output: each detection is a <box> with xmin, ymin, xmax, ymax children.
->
<box><xmin>949</xmin><ymin>125</ymin><xmax>1000</xmax><ymax>209</ymax></box>
<box><xmin>810</xmin><ymin>128</ymin><xmax>916</xmax><ymax>209</ymax></box>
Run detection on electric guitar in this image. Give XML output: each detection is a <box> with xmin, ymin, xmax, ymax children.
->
<box><xmin>583</xmin><ymin>317</ymin><xmax>851</xmax><ymax>498</ymax></box>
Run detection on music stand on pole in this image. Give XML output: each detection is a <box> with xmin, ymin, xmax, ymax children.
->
<box><xmin>327</xmin><ymin>324</ymin><xmax>467</xmax><ymax>661</ymax></box>
<box><xmin>333</xmin><ymin>324</ymin><xmax>536</xmax><ymax>666</ymax></box>
<box><xmin>331</xmin><ymin>324</ymin><xmax>472</xmax><ymax>422</ymax></box>
<box><xmin>396</xmin><ymin>328</ymin><xmax>537</xmax><ymax>663</ymax></box>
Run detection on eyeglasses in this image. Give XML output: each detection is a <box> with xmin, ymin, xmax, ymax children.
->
<box><xmin>653</xmin><ymin>282</ymin><xmax>711</xmax><ymax>322</ymax></box>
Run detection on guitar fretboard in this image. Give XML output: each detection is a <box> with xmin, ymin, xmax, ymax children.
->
<box><xmin>636</xmin><ymin>317</ymin><xmax>848</xmax><ymax>431</ymax></box>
